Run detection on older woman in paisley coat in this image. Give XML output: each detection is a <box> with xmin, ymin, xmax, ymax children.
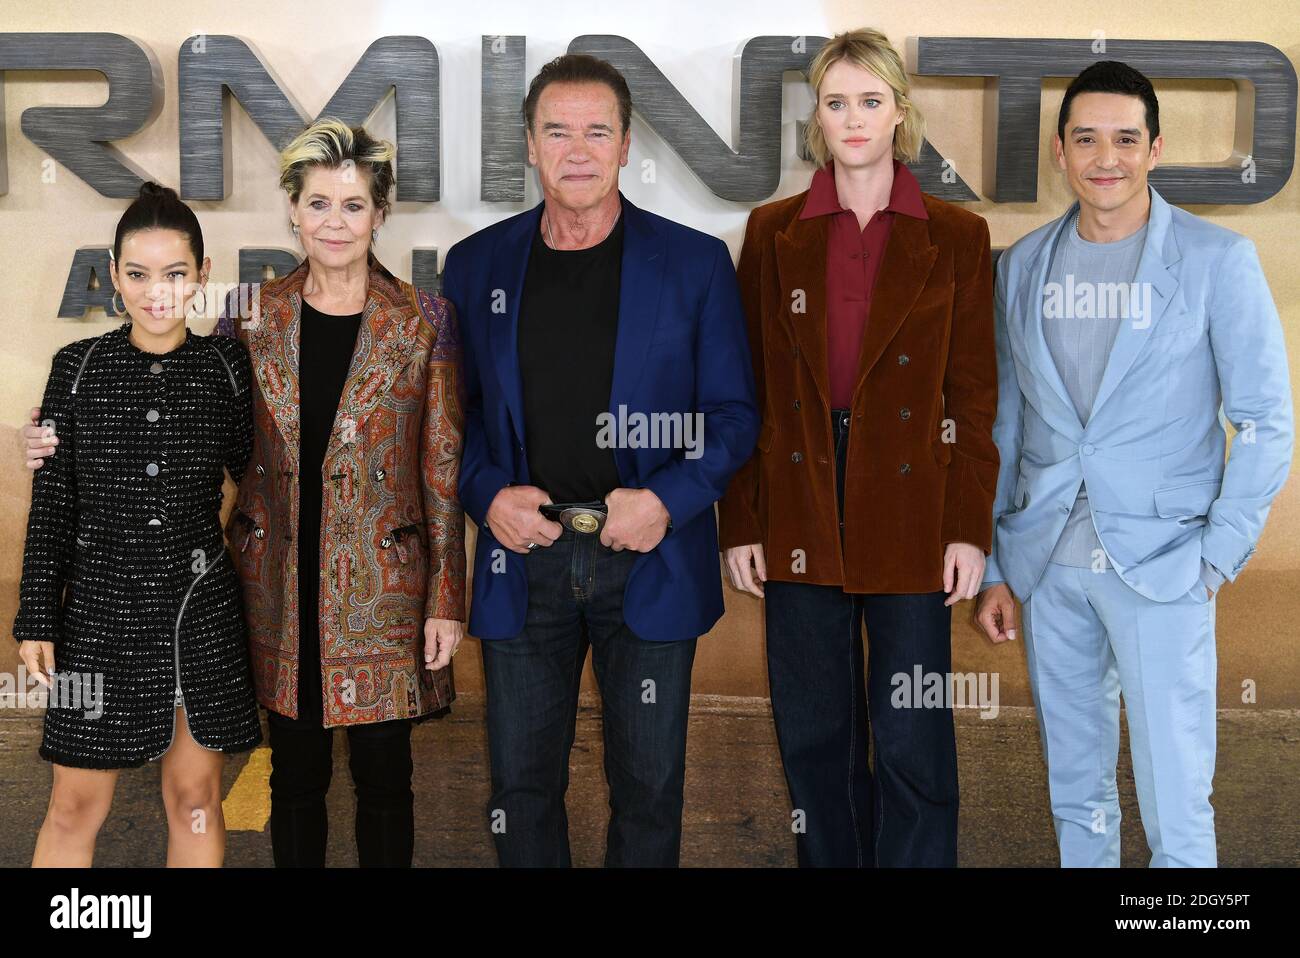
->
<box><xmin>219</xmin><ymin>118</ymin><xmax>466</xmax><ymax>867</ymax></box>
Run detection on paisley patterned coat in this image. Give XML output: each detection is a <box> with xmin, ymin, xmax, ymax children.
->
<box><xmin>218</xmin><ymin>253</ymin><xmax>466</xmax><ymax>727</ymax></box>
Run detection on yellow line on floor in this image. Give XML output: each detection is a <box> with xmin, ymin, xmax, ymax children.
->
<box><xmin>223</xmin><ymin>746</ymin><xmax>272</xmax><ymax>831</ymax></box>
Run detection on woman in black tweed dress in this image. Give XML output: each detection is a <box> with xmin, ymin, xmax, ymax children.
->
<box><xmin>14</xmin><ymin>183</ymin><xmax>261</xmax><ymax>866</ymax></box>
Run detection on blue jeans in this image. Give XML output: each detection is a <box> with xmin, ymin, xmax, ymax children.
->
<box><xmin>763</xmin><ymin>409</ymin><xmax>958</xmax><ymax>866</ymax></box>
<box><xmin>480</xmin><ymin>527</ymin><xmax>698</xmax><ymax>867</ymax></box>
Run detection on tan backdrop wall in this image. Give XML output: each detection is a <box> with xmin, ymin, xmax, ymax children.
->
<box><xmin>1</xmin><ymin>0</ymin><xmax>1296</xmax><ymax>707</ymax></box>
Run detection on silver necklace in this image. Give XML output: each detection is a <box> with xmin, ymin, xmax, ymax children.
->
<box><xmin>544</xmin><ymin>207</ymin><xmax>619</xmax><ymax>250</ymax></box>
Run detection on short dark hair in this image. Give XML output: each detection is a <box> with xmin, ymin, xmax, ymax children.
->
<box><xmin>1058</xmin><ymin>60</ymin><xmax>1160</xmax><ymax>145</ymax></box>
<box><xmin>523</xmin><ymin>54</ymin><xmax>633</xmax><ymax>136</ymax></box>
<box><xmin>113</xmin><ymin>181</ymin><xmax>204</xmax><ymax>265</ymax></box>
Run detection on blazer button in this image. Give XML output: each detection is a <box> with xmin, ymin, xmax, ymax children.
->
<box><xmin>898</xmin><ymin>354</ymin><xmax>910</xmax><ymax>365</ymax></box>
<box><xmin>145</xmin><ymin>409</ymin><xmax>160</xmax><ymax>423</ymax></box>
<box><xmin>791</xmin><ymin>452</ymin><xmax>803</xmax><ymax>463</ymax></box>
<box><xmin>899</xmin><ymin>462</ymin><xmax>911</xmax><ymax>474</ymax></box>
<box><xmin>255</xmin><ymin>464</ymin><xmax>265</xmax><ymax>476</ymax></box>
<box><xmin>899</xmin><ymin>407</ymin><xmax>911</xmax><ymax>420</ymax></box>
<box><xmin>253</xmin><ymin>526</ymin><xmax>266</xmax><ymax>540</ymax></box>
<box><xmin>374</xmin><ymin>467</ymin><xmax>386</xmax><ymax>481</ymax></box>
<box><xmin>793</xmin><ymin>399</ymin><xmax>800</xmax><ymax>410</ymax></box>
<box><xmin>145</xmin><ymin>462</ymin><xmax>160</xmax><ymax>477</ymax></box>
<box><xmin>380</xmin><ymin>535</ymin><xmax>393</xmax><ymax>548</ymax></box>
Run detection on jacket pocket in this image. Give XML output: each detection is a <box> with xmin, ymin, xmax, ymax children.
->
<box><xmin>383</xmin><ymin>523</ymin><xmax>427</xmax><ymax>565</ymax></box>
<box><xmin>1013</xmin><ymin>473</ymin><xmax>1029</xmax><ymax>509</ymax></box>
<box><xmin>1153</xmin><ymin>479</ymin><xmax>1220</xmax><ymax>519</ymax></box>
<box><xmin>226</xmin><ymin>508</ymin><xmax>264</xmax><ymax>553</ymax></box>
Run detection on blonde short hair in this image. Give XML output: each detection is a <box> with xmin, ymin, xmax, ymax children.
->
<box><xmin>803</xmin><ymin>29</ymin><xmax>926</xmax><ymax>166</ymax></box>
<box><xmin>278</xmin><ymin>117</ymin><xmax>396</xmax><ymax>214</ymax></box>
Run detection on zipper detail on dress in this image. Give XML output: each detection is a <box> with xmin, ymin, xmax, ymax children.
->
<box><xmin>70</xmin><ymin>337</ymin><xmax>104</xmax><ymax>395</ymax></box>
<box><xmin>204</xmin><ymin>339</ymin><xmax>239</xmax><ymax>394</ymax></box>
<box><xmin>173</xmin><ymin>549</ymin><xmax>223</xmax><ymax>706</ymax></box>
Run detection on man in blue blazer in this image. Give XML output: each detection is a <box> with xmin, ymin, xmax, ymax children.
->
<box><xmin>441</xmin><ymin>54</ymin><xmax>758</xmax><ymax>866</ymax></box>
<box><xmin>975</xmin><ymin>62</ymin><xmax>1293</xmax><ymax>867</ymax></box>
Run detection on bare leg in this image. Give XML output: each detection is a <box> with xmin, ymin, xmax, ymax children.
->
<box><xmin>32</xmin><ymin>764</ymin><xmax>119</xmax><ymax>867</ymax></box>
<box><xmin>160</xmin><ymin>707</ymin><xmax>227</xmax><ymax>867</ymax></box>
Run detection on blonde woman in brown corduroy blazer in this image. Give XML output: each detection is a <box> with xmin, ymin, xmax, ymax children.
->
<box><xmin>717</xmin><ymin>30</ymin><xmax>998</xmax><ymax>867</ymax></box>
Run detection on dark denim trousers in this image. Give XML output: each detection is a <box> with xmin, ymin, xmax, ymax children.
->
<box><xmin>763</xmin><ymin>408</ymin><xmax>958</xmax><ymax>867</ymax></box>
<box><xmin>480</xmin><ymin>527</ymin><xmax>698</xmax><ymax>867</ymax></box>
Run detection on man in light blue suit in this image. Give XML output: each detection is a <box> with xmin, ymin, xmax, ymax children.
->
<box><xmin>975</xmin><ymin>62</ymin><xmax>1294</xmax><ymax>867</ymax></box>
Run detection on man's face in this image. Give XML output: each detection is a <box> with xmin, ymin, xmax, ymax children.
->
<box><xmin>526</xmin><ymin>81</ymin><xmax>630</xmax><ymax>212</ymax></box>
<box><xmin>1054</xmin><ymin>91</ymin><xmax>1163</xmax><ymax>215</ymax></box>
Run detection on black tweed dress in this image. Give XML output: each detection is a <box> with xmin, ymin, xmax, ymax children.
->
<box><xmin>13</xmin><ymin>323</ymin><xmax>263</xmax><ymax>768</ymax></box>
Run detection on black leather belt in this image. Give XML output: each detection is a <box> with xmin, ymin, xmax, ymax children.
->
<box><xmin>539</xmin><ymin>501</ymin><xmax>608</xmax><ymax>535</ymax></box>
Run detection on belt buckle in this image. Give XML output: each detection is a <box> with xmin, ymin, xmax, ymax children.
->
<box><xmin>562</xmin><ymin>507</ymin><xmax>604</xmax><ymax>535</ymax></box>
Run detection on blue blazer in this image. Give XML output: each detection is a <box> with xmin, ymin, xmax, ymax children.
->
<box><xmin>442</xmin><ymin>193</ymin><xmax>759</xmax><ymax>641</ymax></box>
<box><xmin>986</xmin><ymin>186</ymin><xmax>1294</xmax><ymax>603</ymax></box>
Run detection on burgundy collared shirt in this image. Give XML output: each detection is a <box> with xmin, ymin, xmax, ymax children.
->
<box><xmin>799</xmin><ymin>159</ymin><xmax>929</xmax><ymax>408</ymax></box>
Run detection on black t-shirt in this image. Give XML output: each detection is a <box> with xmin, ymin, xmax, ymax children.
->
<box><xmin>516</xmin><ymin>213</ymin><xmax>624</xmax><ymax>503</ymax></box>
<box><xmin>295</xmin><ymin>298</ymin><xmax>363</xmax><ymax>722</ymax></box>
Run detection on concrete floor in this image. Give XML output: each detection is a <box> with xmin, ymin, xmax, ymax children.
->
<box><xmin>0</xmin><ymin>697</ymin><xmax>1295</xmax><ymax>867</ymax></box>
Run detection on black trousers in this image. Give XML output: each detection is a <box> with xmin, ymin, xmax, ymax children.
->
<box><xmin>265</xmin><ymin>704</ymin><xmax>416</xmax><ymax>868</ymax></box>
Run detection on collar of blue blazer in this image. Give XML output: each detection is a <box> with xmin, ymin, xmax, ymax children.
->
<box><xmin>484</xmin><ymin>191</ymin><xmax>668</xmax><ymax>463</ymax></box>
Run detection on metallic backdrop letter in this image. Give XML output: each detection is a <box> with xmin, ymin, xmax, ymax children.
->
<box><xmin>179</xmin><ymin>34</ymin><xmax>440</xmax><ymax>200</ymax></box>
<box><xmin>0</xmin><ymin>32</ymin><xmax>160</xmax><ymax>198</ymax></box>
<box><xmin>917</xmin><ymin>37</ymin><xmax>1297</xmax><ymax>204</ymax></box>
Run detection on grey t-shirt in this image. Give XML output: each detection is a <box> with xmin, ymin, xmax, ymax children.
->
<box><xmin>1042</xmin><ymin>216</ymin><xmax>1147</xmax><ymax>569</ymax></box>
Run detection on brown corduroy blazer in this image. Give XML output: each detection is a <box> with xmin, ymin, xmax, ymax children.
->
<box><xmin>717</xmin><ymin>187</ymin><xmax>999</xmax><ymax>593</ymax></box>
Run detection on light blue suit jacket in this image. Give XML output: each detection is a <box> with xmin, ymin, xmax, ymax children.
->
<box><xmin>986</xmin><ymin>187</ymin><xmax>1294</xmax><ymax>603</ymax></box>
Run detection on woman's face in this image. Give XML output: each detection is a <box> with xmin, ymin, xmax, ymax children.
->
<box><xmin>291</xmin><ymin>164</ymin><xmax>384</xmax><ymax>270</ymax></box>
<box><xmin>110</xmin><ymin>228</ymin><xmax>209</xmax><ymax>337</ymax></box>
<box><xmin>816</xmin><ymin>59</ymin><xmax>904</xmax><ymax>171</ymax></box>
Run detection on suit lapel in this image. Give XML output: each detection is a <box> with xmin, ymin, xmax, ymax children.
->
<box><xmin>248</xmin><ymin>262</ymin><xmax>307</xmax><ymax>461</ymax></box>
<box><xmin>609</xmin><ymin>194</ymin><xmax>666</xmax><ymax>411</ymax></box>
<box><xmin>322</xmin><ymin>254</ymin><xmax>423</xmax><ymax>465</ymax></box>
<box><xmin>1022</xmin><ymin>205</ymin><xmax>1082</xmax><ymax>428</ymax></box>
<box><xmin>774</xmin><ymin>212</ymin><xmax>831</xmax><ymax>410</ymax></box>
<box><xmin>1088</xmin><ymin>188</ymin><xmax>1180</xmax><ymax>421</ymax></box>
<box><xmin>487</xmin><ymin>204</ymin><xmax>542</xmax><ymax>448</ymax></box>
<box><xmin>856</xmin><ymin>214</ymin><xmax>937</xmax><ymax>386</ymax></box>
